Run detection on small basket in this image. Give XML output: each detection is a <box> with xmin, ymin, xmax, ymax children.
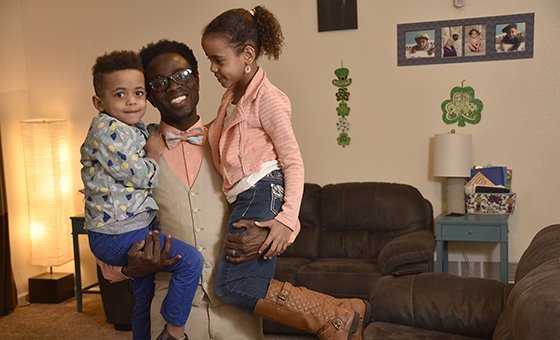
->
<box><xmin>466</xmin><ymin>193</ymin><xmax>516</xmax><ymax>214</ymax></box>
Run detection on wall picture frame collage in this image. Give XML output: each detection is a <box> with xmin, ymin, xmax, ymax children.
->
<box><xmin>397</xmin><ymin>13</ymin><xmax>534</xmax><ymax>66</ymax></box>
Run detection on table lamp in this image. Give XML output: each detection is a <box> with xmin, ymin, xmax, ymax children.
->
<box><xmin>20</xmin><ymin>119</ymin><xmax>74</xmax><ymax>303</ymax></box>
<box><xmin>433</xmin><ymin>131</ymin><xmax>472</xmax><ymax>214</ymax></box>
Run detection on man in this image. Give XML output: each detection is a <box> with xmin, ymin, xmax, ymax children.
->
<box><xmin>451</xmin><ymin>32</ymin><xmax>463</xmax><ymax>56</ymax></box>
<box><xmin>99</xmin><ymin>39</ymin><xmax>268</xmax><ymax>340</ymax></box>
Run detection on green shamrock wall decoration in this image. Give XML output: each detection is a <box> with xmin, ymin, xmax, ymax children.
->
<box><xmin>441</xmin><ymin>81</ymin><xmax>483</xmax><ymax>127</ymax></box>
<box><xmin>332</xmin><ymin>62</ymin><xmax>352</xmax><ymax>147</ymax></box>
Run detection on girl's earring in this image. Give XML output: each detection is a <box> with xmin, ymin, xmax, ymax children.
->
<box><xmin>244</xmin><ymin>65</ymin><xmax>251</xmax><ymax>74</ymax></box>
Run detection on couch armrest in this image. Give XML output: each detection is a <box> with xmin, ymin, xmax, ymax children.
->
<box><xmin>370</xmin><ymin>273</ymin><xmax>508</xmax><ymax>339</ymax></box>
<box><xmin>378</xmin><ymin>229</ymin><xmax>435</xmax><ymax>275</ymax></box>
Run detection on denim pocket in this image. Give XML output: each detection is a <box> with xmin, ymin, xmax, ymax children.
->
<box><xmin>239</xmin><ymin>186</ymin><xmax>258</xmax><ymax>218</ymax></box>
<box><xmin>269</xmin><ymin>183</ymin><xmax>284</xmax><ymax>216</ymax></box>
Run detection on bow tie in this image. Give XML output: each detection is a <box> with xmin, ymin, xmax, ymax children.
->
<box><xmin>164</xmin><ymin>127</ymin><xmax>204</xmax><ymax>149</ymax></box>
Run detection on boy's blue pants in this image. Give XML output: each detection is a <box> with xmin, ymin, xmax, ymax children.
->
<box><xmin>89</xmin><ymin>226</ymin><xmax>203</xmax><ymax>340</ymax></box>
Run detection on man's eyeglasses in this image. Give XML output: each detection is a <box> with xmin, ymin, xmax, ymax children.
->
<box><xmin>148</xmin><ymin>68</ymin><xmax>193</xmax><ymax>92</ymax></box>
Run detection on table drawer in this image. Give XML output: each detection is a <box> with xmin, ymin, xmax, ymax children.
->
<box><xmin>440</xmin><ymin>225</ymin><xmax>502</xmax><ymax>241</ymax></box>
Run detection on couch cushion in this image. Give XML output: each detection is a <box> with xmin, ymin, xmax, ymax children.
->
<box><xmin>282</xmin><ymin>183</ymin><xmax>321</xmax><ymax>259</ymax></box>
<box><xmin>515</xmin><ymin>224</ymin><xmax>560</xmax><ymax>281</ymax></box>
<box><xmin>378</xmin><ymin>229</ymin><xmax>435</xmax><ymax>274</ymax></box>
<box><xmin>498</xmin><ymin>257</ymin><xmax>560</xmax><ymax>340</ymax></box>
<box><xmin>281</xmin><ymin>222</ymin><xmax>320</xmax><ymax>260</ymax></box>
<box><xmin>364</xmin><ymin>322</ymin><xmax>484</xmax><ymax>340</ymax></box>
<box><xmin>296</xmin><ymin>258</ymin><xmax>380</xmax><ymax>299</ymax></box>
<box><xmin>318</xmin><ymin>228</ymin><xmax>395</xmax><ymax>259</ymax></box>
<box><xmin>318</xmin><ymin>182</ymin><xmax>432</xmax><ymax>258</ymax></box>
<box><xmin>320</xmin><ymin>182</ymin><xmax>431</xmax><ymax>232</ymax></box>
<box><xmin>370</xmin><ymin>273</ymin><xmax>506</xmax><ymax>339</ymax></box>
<box><xmin>298</xmin><ymin>183</ymin><xmax>321</xmax><ymax>226</ymax></box>
<box><xmin>274</xmin><ymin>257</ymin><xmax>313</xmax><ymax>284</ymax></box>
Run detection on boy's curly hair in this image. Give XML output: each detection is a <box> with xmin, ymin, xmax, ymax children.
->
<box><xmin>92</xmin><ymin>50</ymin><xmax>143</xmax><ymax>96</ymax></box>
<box><xmin>139</xmin><ymin>39</ymin><xmax>199</xmax><ymax>79</ymax></box>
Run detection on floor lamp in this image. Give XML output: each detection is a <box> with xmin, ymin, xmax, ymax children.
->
<box><xmin>21</xmin><ymin>119</ymin><xmax>74</xmax><ymax>303</ymax></box>
<box><xmin>433</xmin><ymin>131</ymin><xmax>472</xmax><ymax>215</ymax></box>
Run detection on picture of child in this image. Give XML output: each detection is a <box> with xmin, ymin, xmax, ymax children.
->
<box><xmin>496</xmin><ymin>22</ymin><xmax>526</xmax><ymax>52</ymax></box>
<box><xmin>464</xmin><ymin>25</ymin><xmax>486</xmax><ymax>56</ymax></box>
<box><xmin>405</xmin><ymin>30</ymin><xmax>435</xmax><ymax>59</ymax></box>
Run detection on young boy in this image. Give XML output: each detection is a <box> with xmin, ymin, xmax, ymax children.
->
<box><xmin>80</xmin><ymin>50</ymin><xmax>203</xmax><ymax>340</ymax></box>
<box><xmin>500</xmin><ymin>23</ymin><xmax>521</xmax><ymax>52</ymax></box>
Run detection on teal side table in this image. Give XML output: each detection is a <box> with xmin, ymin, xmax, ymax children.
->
<box><xmin>70</xmin><ymin>215</ymin><xmax>100</xmax><ymax>312</ymax></box>
<box><xmin>435</xmin><ymin>213</ymin><xmax>509</xmax><ymax>282</ymax></box>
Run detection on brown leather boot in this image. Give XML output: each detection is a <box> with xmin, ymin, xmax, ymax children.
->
<box><xmin>331</xmin><ymin>298</ymin><xmax>370</xmax><ymax>340</ymax></box>
<box><xmin>254</xmin><ymin>280</ymin><xmax>360</xmax><ymax>340</ymax></box>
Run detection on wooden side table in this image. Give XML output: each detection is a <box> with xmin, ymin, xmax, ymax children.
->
<box><xmin>435</xmin><ymin>213</ymin><xmax>509</xmax><ymax>282</ymax></box>
<box><xmin>70</xmin><ymin>215</ymin><xmax>100</xmax><ymax>312</ymax></box>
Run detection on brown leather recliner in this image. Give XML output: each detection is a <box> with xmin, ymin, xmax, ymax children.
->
<box><xmin>365</xmin><ymin>223</ymin><xmax>560</xmax><ymax>340</ymax></box>
<box><xmin>264</xmin><ymin>182</ymin><xmax>435</xmax><ymax>334</ymax></box>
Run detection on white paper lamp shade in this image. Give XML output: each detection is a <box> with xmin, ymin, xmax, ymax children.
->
<box><xmin>21</xmin><ymin>119</ymin><xmax>72</xmax><ymax>267</ymax></box>
<box><xmin>433</xmin><ymin>133</ymin><xmax>472</xmax><ymax>177</ymax></box>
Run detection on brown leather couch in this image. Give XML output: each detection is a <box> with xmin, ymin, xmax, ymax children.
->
<box><xmin>264</xmin><ymin>182</ymin><xmax>435</xmax><ymax>334</ymax></box>
<box><xmin>97</xmin><ymin>181</ymin><xmax>436</xmax><ymax>334</ymax></box>
<box><xmin>364</xmin><ymin>223</ymin><xmax>560</xmax><ymax>340</ymax></box>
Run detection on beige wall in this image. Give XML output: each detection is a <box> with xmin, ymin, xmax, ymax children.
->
<box><xmin>1</xmin><ymin>0</ymin><xmax>559</xmax><ymax>298</ymax></box>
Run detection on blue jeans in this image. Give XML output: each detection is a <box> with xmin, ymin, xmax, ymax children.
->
<box><xmin>88</xmin><ymin>226</ymin><xmax>204</xmax><ymax>340</ymax></box>
<box><xmin>215</xmin><ymin>170</ymin><xmax>285</xmax><ymax>313</ymax></box>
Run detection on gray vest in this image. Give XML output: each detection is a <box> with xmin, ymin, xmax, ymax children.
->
<box><xmin>153</xmin><ymin>144</ymin><xmax>228</xmax><ymax>305</ymax></box>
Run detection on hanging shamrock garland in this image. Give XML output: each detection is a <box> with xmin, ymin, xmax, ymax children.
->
<box><xmin>441</xmin><ymin>80</ymin><xmax>483</xmax><ymax>127</ymax></box>
<box><xmin>332</xmin><ymin>62</ymin><xmax>352</xmax><ymax>147</ymax></box>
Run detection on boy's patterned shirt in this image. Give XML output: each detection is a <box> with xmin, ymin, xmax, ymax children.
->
<box><xmin>80</xmin><ymin>113</ymin><xmax>158</xmax><ymax>232</ymax></box>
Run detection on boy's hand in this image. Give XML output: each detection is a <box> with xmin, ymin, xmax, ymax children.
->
<box><xmin>255</xmin><ymin>219</ymin><xmax>292</xmax><ymax>260</ymax></box>
<box><xmin>145</xmin><ymin>130</ymin><xmax>165</xmax><ymax>162</ymax></box>
<box><xmin>96</xmin><ymin>258</ymin><xmax>129</xmax><ymax>283</ymax></box>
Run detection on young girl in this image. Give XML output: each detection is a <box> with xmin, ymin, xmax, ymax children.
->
<box><xmin>202</xmin><ymin>6</ymin><xmax>369</xmax><ymax>340</ymax></box>
<box><xmin>81</xmin><ymin>50</ymin><xmax>203</xmax><ymax>340</ymax></box>
<box><xmin>467</xmin><ymin>28</ymin><xmax>484</xmax><ymax>53</ymax></box>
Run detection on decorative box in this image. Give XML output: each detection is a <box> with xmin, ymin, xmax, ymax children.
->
<box><xmin>466</xmin><ymin>193</ymin><xmax>516</xmax><ymax>214</ymax></box>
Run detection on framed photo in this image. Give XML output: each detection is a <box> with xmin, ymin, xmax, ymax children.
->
<box><xmin>317</xmin><ymin>0</ymin><xmax>358</xmax><ymax>32</ymax></box>
<box><xmin>464</xmin><ymin>24</ymin><xmax>486</xmax><ymax>57</ymax></box>
<box><xmin>495</xmin><ymin>22</ymin><xmax>527</xmax><ymax>53</ymax></box>
<box><xmin>441</xmin><ymin>26</ymin><xmax>463</xmax><ymax>57</ymax></box>
<box><xmin>405</xmin><ymin>30</ymin><xmax>436</xmax><ymax>59</ymax></box>
<box><xmin>397</xmin><ymin>13</ymin><xmax>534</xmax><ymax>66</ymax></box>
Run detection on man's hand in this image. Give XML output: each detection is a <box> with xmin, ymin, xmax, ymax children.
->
<box><xmin>122</xmin><ymin>230</ymin><xmax>181</xmax><ymax>278</ymax></box>
<box><xmin>224</xmin><ymin>220</ymin><xmax>269</xmax><ymax>264</ymax></box>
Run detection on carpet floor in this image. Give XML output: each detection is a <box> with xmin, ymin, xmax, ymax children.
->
<box><xmin>0</xmin><ymin>294</ymin><xmax>315</xmax><ymax>339</ymax></box>
<box><xmin>0</xmin><ymin>294</ymin><xmax>129</xmax><ymax>339</ymax></box>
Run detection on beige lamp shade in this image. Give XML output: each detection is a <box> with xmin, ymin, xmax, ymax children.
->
<box><xmin>21</xmin><ymin>119</ymin><xmax>72</xmax><ymax>267</ymax></box>
<box><xmin>433</xmin><ymin>132</ymin><xmax>472</xmax><ymax>214</ymax></box>
<box><xmin>433</xmin><ymin>132</ymin><xmax>473</xmax><ymax>177</ymax></box>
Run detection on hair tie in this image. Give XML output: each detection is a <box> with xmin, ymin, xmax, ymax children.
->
<box><xmin>249</xmin><ymin>8</ymin><xmax>256</xmax><ymax>16</ymax></box>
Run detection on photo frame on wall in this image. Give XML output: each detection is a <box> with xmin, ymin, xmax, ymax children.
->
<box><xmin>397</xmin><ymin>13</ymin><xmax>534</xmax><ymax>66</ymax></box>
<box><xmin>317</xmin><ymin>0</ymin><xmax>358</xmax><ymax>32</ymax></box>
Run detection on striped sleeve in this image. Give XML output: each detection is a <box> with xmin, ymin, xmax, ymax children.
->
<box><xmin>259</xmin><ymin>88</ymin><xmax>304</xmax><ymax>240</ymax></box>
